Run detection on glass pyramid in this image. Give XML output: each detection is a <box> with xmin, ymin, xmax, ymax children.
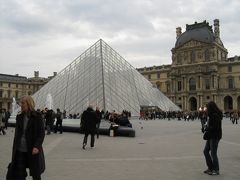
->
<box><xmin>33</xmin><ymin>39</ymin><xmax>180</xmax><ymax>116</ymax></box>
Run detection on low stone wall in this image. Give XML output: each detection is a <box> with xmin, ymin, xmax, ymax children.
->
<box><xmin>8</xmin><ymin>118</ymin><xmax>135</xmax><ymax>137</ymax></box>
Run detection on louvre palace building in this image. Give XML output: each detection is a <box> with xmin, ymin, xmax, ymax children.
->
<box><xmin>137</xmin><ymin>19</ymin><xmax>240</xmax><ymax>112</ymax></box>
<box><xmin>0</xmin><ymin>71</ymin><xmax>55</xmax><ymax>111</ymax></box>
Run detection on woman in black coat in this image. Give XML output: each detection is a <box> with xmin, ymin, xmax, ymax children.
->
<box><xmin>9</xmin><ymin>96</ymin><xmax>45</xmax><ymax>180</ymax></box>
<box><xmin>203</xmin><ymin>101</ymin><xmax>222</xmax><ymax>176</ymax></box>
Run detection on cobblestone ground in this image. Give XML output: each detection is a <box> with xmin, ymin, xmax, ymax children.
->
<box><xmin>0</xmin><ymin>118</ymin><xmax>239</xmax><ymax>180</ymax></box>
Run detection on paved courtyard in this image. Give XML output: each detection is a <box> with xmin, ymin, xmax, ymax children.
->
<box><xmin>0</xmin><ymin>118</ymin><xmax>239</xmax><ymax>180</ymax></box>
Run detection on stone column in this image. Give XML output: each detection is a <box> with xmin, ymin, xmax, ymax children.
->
<box><xmin>185</xmin><ymin>78</ymin><xmax>188</xmax><ymax>92</ymax></box>
<box><xmin>198</xmin><ymin>95</ymin><xmax>200</xmax><ymax>109</ymax></box>
<box><xmin>200</xmin><ymin>95</ymin><xmax>203</xmax><ymax>107</ymax></box>
<box><xmin>182</xmin><ymin>77</ymin><xmax>185</xmax><ymax>91</ymax></box>
<box><xmin>200</xmin><ymin>76</ymin><xmax>203</xmax><ymax>89</ymax></box>
<box><xmin>185</xmin><ymin>96</ymin><xmax>188</xmax><ymax>110</ymax></box>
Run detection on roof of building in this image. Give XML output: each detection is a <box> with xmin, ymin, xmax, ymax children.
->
<box><xmin>0</xmin><ymin>73</ymin><xmax>27</xmax><ymax>82</ymax></box>
<box><xmin>136</xmin><ymin>56</ymin><xmax>240</xmax><ymax>72</ymax></box>
<box><xmin>175</xmin><ymin>21</ymin><xmax>215</xmax><ymax>48</ymax></box>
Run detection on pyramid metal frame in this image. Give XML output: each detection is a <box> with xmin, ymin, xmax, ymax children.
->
<box><xmin>33</xmin><ymin>39</ymin><xmax>180</xmax><ymax>116</ymax></box>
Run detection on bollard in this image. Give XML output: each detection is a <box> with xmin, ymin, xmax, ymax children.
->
<box><xmin>110</xmin><ymin>129</ymin><xmax>114</xmax><ymax>137</ymax></box>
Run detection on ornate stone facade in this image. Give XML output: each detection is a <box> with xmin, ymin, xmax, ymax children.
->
<box><xmin>138</xmin><ymin>19</ymin><xmax>240</xmax><ymax>112</ymax></box>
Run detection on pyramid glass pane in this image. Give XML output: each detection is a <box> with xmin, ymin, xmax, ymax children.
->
<box><xmin>33</xmin><ymin>39</ymin><xmax>180</xmax><ymax>116</ymax></box>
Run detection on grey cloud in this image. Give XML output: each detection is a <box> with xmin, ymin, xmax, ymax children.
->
<box><xmin>0</xmin><ymin>0</ymin><xmax>239</xmax><ymax>77</ymax></box>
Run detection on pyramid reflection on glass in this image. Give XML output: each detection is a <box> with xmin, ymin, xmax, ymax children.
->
<box><xmin>33</xmin><ymin>39</ymin><xmax>180</xmax><ymax>116</ymax></box>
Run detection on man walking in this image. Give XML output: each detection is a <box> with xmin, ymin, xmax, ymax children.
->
<box><xmin>81</xmin><ymin>106</ymin><xmax>98</xmax><ymax>149</ymax></box>
<box><xmin>55</xmin><ymin>108</ymin><xmax>63</xmax><ymax>134</ymax></box>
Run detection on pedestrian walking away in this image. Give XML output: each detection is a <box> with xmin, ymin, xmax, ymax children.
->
<box><xmin>81</xmin><ymin>106</ymin><xmax>98</xmax><ymax>149</ymax></box>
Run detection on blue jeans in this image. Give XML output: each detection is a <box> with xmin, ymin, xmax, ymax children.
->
<box><xmin>203</xmin><ymin>139</ymin><xmax>220</xmax><ymax>171</ymax></box>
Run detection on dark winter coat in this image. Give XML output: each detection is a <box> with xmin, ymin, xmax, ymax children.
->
<box><xmin>81</xmin><ymin>107</ymin><xmax>97</xmax><ymax>134</ymax></box>
<box><xmin>11</xmin><ymin>111</ymin><xmax>45</xmax><ymax>176</ymax></box>
<box><xmin>95</xmin><ymin>110</ymin><xmax>102</xmax><ymax>124</ymax></box>
<box><xmin>206</xmin><ymin>112</ymin><xmax>222</xmax><ymax>140</ymax></box>
<box><xmin>45</xmin><ymin>110</ymin><xmax>55</xmax><ymax>126</ymax></box>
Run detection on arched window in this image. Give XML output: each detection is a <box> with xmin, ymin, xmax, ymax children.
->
<box><xmin>224</xmin><ymin>96</ymin><xmax>233</xmax><ymax>111</ymax></box>
<box><xmin>189</xmin><ymin>78</ymin><xmax>196</xmax><ymax>91</ymax></box>
<box><xmin>189</xmin><ymin>97</ymin><xmax>197</xmax><ymax>111</ymax></box>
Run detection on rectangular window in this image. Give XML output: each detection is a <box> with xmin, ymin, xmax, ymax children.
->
<box><xmin>189</xmin><ymin>78</ymin><xmax>196</xmax><ymax>91</ymax></box>
<box><xmin>228</xmin><ymin>66</ymin><xmax>232</xmax><ymax>72</ymax></box>
<box><xmin>16</xmin><ymin>91</ymin><xmax>18</xmax><ymax>98</ymax></box>
<box><xmin>8</xmin><ymin>90</ymin><xmax>11</xmax><ymax>98</ymax></box>
<box><xmin>16</xmin><ymin>84</ymin><xmax>18</xmax><ymax>88</ymax></box>
<box><xmin>157</xmin><ymin>73</ymin><xmax>160</xmax><ymax>79</ymax></box>
<box><xmin>8</xmin><ymin>102</ymin><xmax>11</xmax><ymax>111</ymax></box>
<box><xmin>8</xmin><ymin>83</ymin><xmax>11</xmax><ymax>88</ymax></box>
<box><xmin>167</xmin><ymin>83</ymin><xmax>169</xmax><ymax>92</ymax></box>
<box><xmin>177</xmin><ymin>81</ymin><xmax>182</xmax><ymax>91</ymax></box>
<box><xmin>148</xmin><ymin>74</ymin><xmax>151</xmax><ymax>80</ymax></box>
<box><xmin>205</xmin><ymin>79</ymin><xmax>210</xmax><ymax>89</ymax></box>
<box><xmin>0</xmin><ymin>90</ymin><xmax>2</xmax><ymax>98</ymax></box>
<box><xmin>228</xmin><ymin>78</ymin><xmax>234</xmax><ymax>89</ymax></box>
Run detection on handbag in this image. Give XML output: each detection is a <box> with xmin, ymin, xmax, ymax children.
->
<box><xmin>6</xmin><ymin>162</ymin><xmax>14</xmax><ymax>180</ymax></box>
<box><xmin>203</xmin><ymin>130</ymin><xmax>210</xmax><ymax>140</ymax></box>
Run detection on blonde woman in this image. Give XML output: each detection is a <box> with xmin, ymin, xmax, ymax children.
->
<box><xmin>8</xmin><ymin>96</ymin><xmax>45</xmax><ymax>180</ymax></box>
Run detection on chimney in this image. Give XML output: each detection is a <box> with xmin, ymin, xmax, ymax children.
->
<box><xmin>34</xmin><ymin>71</ymin><xmax>39</xmax><ymax>78</ymax></box>
<box><xmin>214</xmin><ymin>19</ymin><xmax>220</xmax><ymax>38</ymax></box>
<box><xmin>176</xmin><ymin>27</ymin><xmax>182</xmax><ymax>39</ymax></box>
<box><xmin>53</xmin><ymin>72</ymin><xmax>57</xmax><ymax>76</ymax></box>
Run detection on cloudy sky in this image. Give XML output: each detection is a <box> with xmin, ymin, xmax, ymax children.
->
<box><xmin>0</xmin><ymin>0</ymin><xmax>239</xmax><ymax>77</ymax></box>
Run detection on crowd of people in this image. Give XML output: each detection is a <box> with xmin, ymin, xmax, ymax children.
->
<box><xmin>2</xmin><ymin>94</ymin><xmax>239</xmax><ymax>179</ymax></box>
<box><xmin>139</xmin><ymin>109</ymin><xmax>239</xmax><ymax>123</ymax></box>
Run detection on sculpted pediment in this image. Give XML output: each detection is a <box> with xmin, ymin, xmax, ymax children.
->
<box><xmin>176</xmin><ymin>40</ymin><xmax>209</xmax><ymax>50</ymax></box>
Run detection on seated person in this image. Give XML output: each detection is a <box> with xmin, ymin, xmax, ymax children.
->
<box><xmin>118</xmin><ymin>114</ymin><xmax>132</xmax><ymax>128</ymax></box>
